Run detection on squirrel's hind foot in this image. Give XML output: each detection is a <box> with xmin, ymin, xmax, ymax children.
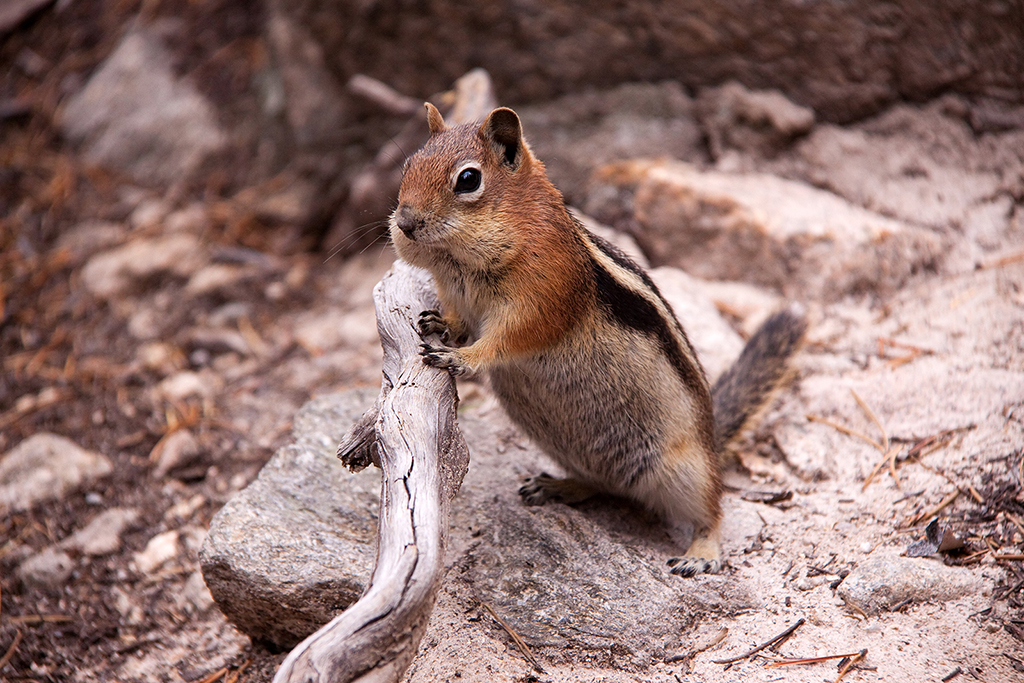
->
<box><xmin>518</xmin><ymin>473</ymin><xmax>596</xmax><ymax>506</ymax></box>
<box><xmin>667</xmin><ymin>556</ymin><xmax>722</xmax><ymax>577</ymax></box>
<box><xmin>666</xmin><ymin>526</ymin><xmax>722</xmax><ymax>577</ymax></box>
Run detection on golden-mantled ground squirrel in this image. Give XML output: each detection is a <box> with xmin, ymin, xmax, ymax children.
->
<box><xmin>391</xmin><ymin>103</ymin><xmax>806</xmax><ymax>576</ymax></box>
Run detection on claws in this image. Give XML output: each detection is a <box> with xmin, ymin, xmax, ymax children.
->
<box><xmin>419</xmin><ymin>342</ymin><xmax>470</xmax><ymax>376</ymax></box>
<box><xmin>518</xmin><ymin>472</ymin><xmax>558</xmax><ymax>506</ymax></box>
<box><xmin>666</xmin><ymin>556</ymin><xmax>722</xmax><ymax>577</ymax></box>
<box><xmin>417</xmin><ymin>310</ymin><xmax>450</xmax><ymax>342</ymax></box>
<box><xmin>518</xmin><ymin>472</ymin><xmax>598</xmax><ymax>506</ymax></box>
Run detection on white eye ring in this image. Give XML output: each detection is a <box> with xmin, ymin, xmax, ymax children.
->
<box><xmin>452</xmin><ymin>163</ymin><xmax>484</xmax><ymax>199</ymax></box>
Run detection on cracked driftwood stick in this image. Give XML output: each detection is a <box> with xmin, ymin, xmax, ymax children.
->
<box><xmin>274</xmin><ymin>260</ymin><xmax>470</xmax><ymax>683</ymax></box>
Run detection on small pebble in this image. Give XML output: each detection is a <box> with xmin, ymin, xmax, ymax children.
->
<box><xmin>134</xmin><ymin>530</ymin><xmax>180</xmax><ymax>575</ymax></box>
<box><xmin>64</xmin><ymin>507</ymin><xmax>140</xmax><ymax>556</ymax></box>
<box><xmin>18</xmin><ymin>548</ymin><xmax>74</xmax><ymax>589</ymax></box>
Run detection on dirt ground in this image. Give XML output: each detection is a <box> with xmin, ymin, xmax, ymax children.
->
<box><xmin>2</xmin><ymin>3</ymin><xmax>1023</xmax><ymax>683</ymax></box>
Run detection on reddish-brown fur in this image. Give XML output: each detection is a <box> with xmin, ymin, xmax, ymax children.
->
<box><xmin>393</xmin><ymin>106</ymin><xmax>595</xmax><ymax>368</ymax></box>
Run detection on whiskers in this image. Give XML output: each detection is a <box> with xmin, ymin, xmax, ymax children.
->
<box><xmin>323</xmin><ymin>217</ymin><xmax>393</xmax><ymax>263</ymax></box>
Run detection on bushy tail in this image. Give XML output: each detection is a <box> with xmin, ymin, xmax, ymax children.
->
<box><xmin>712</xmin><ymin>305</ymin><xmax>807</xmax><ymax>450</ymax></box>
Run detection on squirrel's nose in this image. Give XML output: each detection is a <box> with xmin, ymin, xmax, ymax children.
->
<box><xmin>395</xmin><ymin>205</ymin><xmax>424</xmax><ymax>239</ymax></box>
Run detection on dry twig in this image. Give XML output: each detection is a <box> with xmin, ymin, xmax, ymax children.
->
<box><xmin>835</xmin><ymin>649</ymin><xmax>867</xmax><ymax>682</ymax></box>
<box><xmin>942</xmin><ymin>666</ymin><xmax>963</xmax><ymax>681</ymax></box>
<box><xmin>851</xmin><ymin>389</ymin><xmax>888</xmax><ymax>451</ymax></box>
<box><xmin>905</xmin><ymin>425</ymin><xmax>975</xmax><ymax>461</ymax></box>
<box><xmin>483</xmin><ymin>603</ymin><xmax>546</xmax><ymax>674</ymax></box>
<box><xmin>978</xmin><ymin>248</ymin><xmax>1024</xmax><ymax>270</ymax></box>
<box><xmin>347</xmin><ymin>74</ymin><xmax>423</xmax><ymax>116</ymax></box>
<box><xmin>905</xmin><ymin>490</ymin><xmax>960</xmax><ymax>528</ymax></box>
<box><xmin>958</xmin><ymin>548</ymin><xmax>990</xmax><ymax>565</ymax></box>
<box><xmin>665</xmin><ymin>627</ymin><xmax>729</xmax><ymax>663</ymax></box>
<box><xmin>806</xmin><ymin>415</ymin><xmax>883</xmax><ymax>452</ymax></box>
<box><xmin>7</xmin><ymin>614</ymin><xmax>74</xmax><ymax>625</ymax></box>
<box><xmin>193</xmin><ymin>667</ymin><xmax>228</xmax><ymax>683</ymax></box>
<box><xmin>887</xmin><ymin>447</ymin><xmax>901</xmax><ymax>489</ymax></box>
<box><xmin>967</xmin><ymin>485</ymin><xmax>984</xmax><ymax>504</ymax></box>
<box><xmin>224</xmin><ymin>659</ymin><xmax>251</xmax><ymax>683</ymax></box>
<box><xmin>274</xmin><ymin>262</ymin><xmax>470</xmax><ymax>683</ymax></box>
<box><xmin>877</xmin><ymin>337</ymin><xmax>934</xmax><ymax>369</ymax></box>
<box><xmin>766</xmin><ymin>650</ymin><xmax>867</xmax><ymax>668</ymax></box>
<box><xmin>712</xmin><ymin>618</ymin><xmax>805</xmax><ymax>665</ymax></box>
<box><xmin>862</xmin><ymin>446</ymin><xmax>903</xmax><ymax>491</ymax></box>
<box><xmin>0</xmin><ymin>630</ymin><xmax>23</xmax><ymax>672</ymax></box>
<box><xmin>1005</xmin><ymin>512</ymin><xmax>1024</xmax><ymax>538</ymax></box>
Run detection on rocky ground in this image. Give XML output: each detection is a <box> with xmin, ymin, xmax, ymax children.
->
<box><xmin>2</xmin><ymin>3</ymin><xmax>1024</xmax><ymax>683</ymax></box>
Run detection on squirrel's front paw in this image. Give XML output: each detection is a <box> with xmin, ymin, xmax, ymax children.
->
<box><xmin>419</xmin><ymin>343</ymin><xmax>471</xmax><ymax>376</ymax></box>
<box><xmin>417</xmin><ymin>310</ymin><xmax>451</xmax><ymax>342</ymax></box>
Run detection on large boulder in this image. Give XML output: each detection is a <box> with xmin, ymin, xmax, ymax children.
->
<box><xmin>199</xmin><ymin>389</ymin><xmax>381</xmax><ymax>647</ymax></box>
<box><xmin>585</xmin><ymin>159</ymin><xmax>943</xmax><ymax>299</ymax></box>
<box><xmin>60</xmin><ymin>25</ymin><xmax>227</xmax><ymax>186</ymax></box>
<box><xmin>272</xmin><ymin>1</ymin><xmax>1023</xmax><ymax>123</ymax></box>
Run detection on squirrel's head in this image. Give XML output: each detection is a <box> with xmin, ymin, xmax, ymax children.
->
<box><xmin>391</xmin><ymin>104</ymin><xmax>558</xmax><ymax>269</ymax></box>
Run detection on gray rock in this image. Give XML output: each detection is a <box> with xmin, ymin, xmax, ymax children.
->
<box><xmin>585</xmin><ymin>159</ymin><xmax>943</xmax><ymax>300</ymax></box>
<box><xmin>204</xmin><ymin>387</ymin><xmax>758</xmax><ymax>658</ymax></box>
<box><xmin>276</xmin><ymin>1</ymin><xmax>1024</xmax><ymax>123</ymax></box>
<box><xmin>59</xmin><ymin>26</ymin><xmax>227</xmax><ymax>186</ymax></box>
<box><xmin>18</xmin><ymin>547</ymin><xmax>74</xmax><ymax>589</ymax></box>
<box><xmin>0</xmin><ymin>433</ymin><xmax>113</xmax><ymax>516</ymax></box>
<box><xmin>152</xmin><ymin>370</ymin><xmax>224</xmax><ymax>403</ymax></box>
<box><xmin>54</xmin><ymin>220</ymin><xmax>127</xmax><ymax>262</ymax></box>
<box><xmin>265</xmin><ymin>9</ymin><xmax>348</xmax><ymax>148</ymax></box>
<box><xmin>791</xmin><ymin>103</ymin><xmax>1008</xmax><ymax>231</ymax></box>
<box><xmin>134</xmin><ymin>530</ymin><xmax>181</xmax><ymax>575</ymax></box>
<box><xmin>694</xmin><ymin>279</ymin><xmax>783</xmax><ymax>339</ymax></box>
<box><xmin>200</xmin><ymin>388</ymin><xmax>382</xmax><ymax>647</ymax></box>
<box><xmin>837</xmin><ymin>553</ymin><xmax>982</xmax><ymax>615</ymax></box>
<box><xmin>62</xmin><ymin>507</ymin><xmax>140</xmax><ymax>557</ymax></box>
<box><xmin>181</xmin><ymin>570</ymin><xmax>216</xmax><ymax>613</ymax></box>
<box><xmin>454</xmin><ymin>399</ymin><xmax>758</xmax><ymax>667</ymax></box>
<box><xmin>460</xmin><ymin>498</ymin><xmax>753</xmax><ymax>667</ymax></box>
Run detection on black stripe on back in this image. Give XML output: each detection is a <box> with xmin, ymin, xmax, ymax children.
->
<box><xmin>586</xmin><ymin>230</ymin><xmax>655</xmax><ymax>290</ymax></box>
<box><xmin>589</xmin><ymin>256</ymin><xmax>707</xmax><ymax>396</ymax></box>
<box><xmin>585</xmin><ymin>231</ymin><xmax>708</xmax><ymax>393</ymax></box>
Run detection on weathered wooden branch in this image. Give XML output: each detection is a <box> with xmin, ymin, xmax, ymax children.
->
<box><xmin>274</xmin><ymin>260</ymin><xmax>470</xmax><ymax>683</ymax></box>
<box><xmin>346</xmin><ymin>74</ymin><xmax>423</xmax><ymax>117</ymax></box>
<box><xmin>275</xmin><ymin>72</ymin><xmax>495</xmax><ymax>682</ymax></box>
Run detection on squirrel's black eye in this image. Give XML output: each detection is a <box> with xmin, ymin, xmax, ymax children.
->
<box><xmin>454</xmin><ymin>167</ymin><xmax>482</xmax><ymax>194</ymax></box>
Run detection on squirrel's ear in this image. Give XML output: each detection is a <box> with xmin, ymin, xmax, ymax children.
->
<box><xmin>479</xmin><ymin>107</ymin><xmax>523</xmax><ymax>169</ymax></box>
<box><xmin>425</xmin><ymin>102</ymin><xmax>446</xmax><ymax>136</ymax></box>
